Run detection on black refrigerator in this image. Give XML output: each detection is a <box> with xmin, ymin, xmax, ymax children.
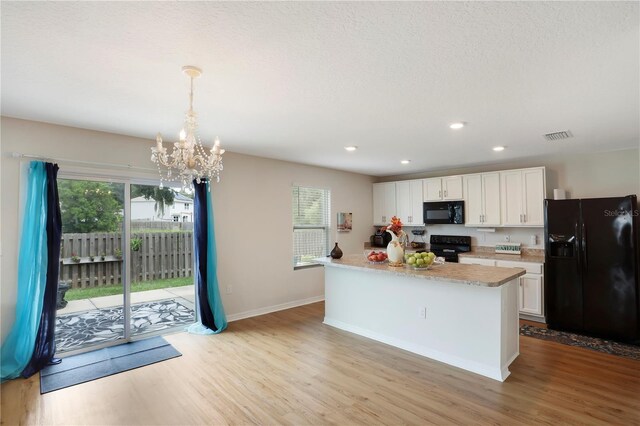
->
<box><xmin>545</xmin><ymin>195</ymin><xmax>639</xmax><ymax>343</ymax></box>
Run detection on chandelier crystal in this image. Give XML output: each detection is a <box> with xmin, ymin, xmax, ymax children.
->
<box><xmin>151</xmin><ymin>65</ymin><xmax>225</xmax><ymax>191</ymax></box>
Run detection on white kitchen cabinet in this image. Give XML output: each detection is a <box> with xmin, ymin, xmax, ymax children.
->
<box><xmin>423</xmin><ymin>176</ymin><xmax>463</xmax><ymax>201</ymax></box>
<box><xmin>396</xmin><ymin>180</ymin><xmax>424</xmax><ymax>226</ymax></box>
<box><xmin>443</xmin><ymin>176</ymin><xmax>463</xmax><ymax>200</ymax></box>
<box><xmin>496</xmin><ymin>259</ymin><xmax>544</xmax><ymax>320</ymax></box>
<box><xmin>464</xmin><ymin>173</ymin><xmax>501</xmax><ymax>226</ymax></box>
<box><xmin>517</xmin><ymin>273</ymin><xmax>543</xmax><ymax>316</ymax></box>
<box><xmin>500</xmin><ymin>167</ymin><xmax>546</xmax><ymax>227</ymax></box>
<box><xmin>423</xmin><ymin>178</ymin><xmax>443</xmax><ymax>201</ymax></box>
<box><xmin>373</xmin><ymin>182</ymin><xmax>396</xmax><ymax>226</ymax></box>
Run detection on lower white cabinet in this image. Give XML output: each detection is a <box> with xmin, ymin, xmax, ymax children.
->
<box><xmin>517</xmin><ymin>273</ymin><xmax>543</xmax><ymax>316</ymax></box>
<box><xmin>460</xmin><ymin>257</ymin><xmax>545</xmax><ymax>320</ymax></box>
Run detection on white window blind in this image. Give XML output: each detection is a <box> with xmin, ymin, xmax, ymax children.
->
<box><xmin>292</xmin><ymin>186</ymin><xmax>331</xmax><ymax>268</ymax></box>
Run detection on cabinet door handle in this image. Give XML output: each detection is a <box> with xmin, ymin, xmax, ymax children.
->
<box><xmin>444</xmin><ymin>190</ymin><xmax>448</xmax><ymax>197</ymax></box>
<box><xmin>408</xmin><ymin>215</ymin><xmax>412</xmax><ymax>223</ymax></box>
<box><xmin>439</xmin><ymin>190</ymin><xmax>442</xmax><ymax>198</ymax></box>
<box><xmin>523</xmin><ymin>214</ymin><xmax>526</xmax><ymax>223</ymax></box>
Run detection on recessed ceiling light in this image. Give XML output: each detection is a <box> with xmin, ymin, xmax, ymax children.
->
<box><xmin>449</xmin><ymin>122</ymin><xmax>465</xmax><ymax>129</ymax></box>
<box><xmin>344</xmin><ymin>146</ymin><xmax>358</xmax><ymax>152</ymax></box>
<box><xmin>401</xmin><ymin>160</ymin><xmax>411</xmax><ymax>164</ymax></box>
<box><xmin>493</xmin><ymin>146</ymin><xmax>505</xmax><ymax>152</ymax></box>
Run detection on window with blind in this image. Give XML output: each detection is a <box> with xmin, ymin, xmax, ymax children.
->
<box><xmin>292</xmin><ymin>186</ymin><xmax>331</xmax><ymax>268</ymax></box>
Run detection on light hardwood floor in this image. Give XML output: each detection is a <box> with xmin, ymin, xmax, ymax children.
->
<box><xmin>1</xmin><ymin>302</ymin><xmax>639</xmax><ymax>425</ymax></box>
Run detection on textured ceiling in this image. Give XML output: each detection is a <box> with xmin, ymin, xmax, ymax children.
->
<box><xmin>1</xmin><ymin>2</ymin><xmax>638</xmax><ymax>176</ymax></box>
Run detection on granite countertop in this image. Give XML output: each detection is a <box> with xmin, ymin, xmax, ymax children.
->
<box><xmin>316</xmin><ymin>254</ymin><xmax>526</xmax><ymax>288</ymax></box>
<box><xmin>459</xmin><ymin>247</ymin><xmax>545</xmax><ymax>264</ymax></box>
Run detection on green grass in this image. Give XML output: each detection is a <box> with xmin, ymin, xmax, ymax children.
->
<box><xmin>64</xmin><ymin>277</ymin><xmax>193</xmax><ymax>301</ymax></box>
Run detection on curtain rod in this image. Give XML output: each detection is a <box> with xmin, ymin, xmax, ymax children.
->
<box><xmin>9</xmin><ymin>152</ymin><xmax>157</xmax><ymax>172</ymax></box>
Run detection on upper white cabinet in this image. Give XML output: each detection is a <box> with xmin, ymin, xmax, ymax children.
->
<box><xmin>373</xmin><ymin>166</ymin><xmax>545</xmax><ymax>228</ymax></box>
<box><xmin>464</xmin><ymin>172</ymin><xmax>501</xmax><ymax>226</ymax></box>
<box><xmin>500</xmin><ymin>167</ymin><xmax>546</xmax><ymax>227</ymax></box>
<box><xmin>423</xmin><ymin>176</ymin><xmax>463</xmax><ymax>201</ymax></box>
<box><xmin>373</xmin><ymin>182</ymin><xmax>396</xmax><ymax>226</ymax></box>
<box><xmin>396</xmin><ymin>180</ymin><xmax>424</xmax><ymax>225</ymax></box>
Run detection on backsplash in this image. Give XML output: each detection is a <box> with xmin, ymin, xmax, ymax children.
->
<box><xmin>400</xmin><ymin>224</ymin><xmax>545</xmax><ymax>249</ymax></box>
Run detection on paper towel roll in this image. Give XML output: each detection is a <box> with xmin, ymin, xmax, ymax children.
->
<box><xmin>553</xmin><ymin>189</ymin><xmax>567</xmax><ymax>200</ymax></box>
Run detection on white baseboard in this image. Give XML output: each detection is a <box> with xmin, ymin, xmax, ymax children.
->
<box><xmin>520</xmin><ymin>313</ymin><xmax>546</xmax><ymax>323</ymax></box>
<box><xmin>226</xmin><ymin>295</ymin><xmax>325</xmax><ymax>322</ymax></box>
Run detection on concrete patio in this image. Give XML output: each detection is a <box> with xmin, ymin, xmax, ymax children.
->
<box><xmin>55</xmin><ymin>286</ymin><xmax>196</xmax><ymax>353</ymax></box>
<box><xmin>57</xmin><ymin>285</ymin><xmax>195</xmax><ymax>315</ymax></box>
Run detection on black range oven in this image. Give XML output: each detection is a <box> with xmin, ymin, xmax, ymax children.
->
<box><xmin>429</xmin><ymin>235</ymin><xmax>471</xmax><ymax>263</ymax></box>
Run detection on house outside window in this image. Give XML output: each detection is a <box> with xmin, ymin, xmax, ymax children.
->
<box><xmin>292</xmin><ymin>186</ymin><xmax>330</xmax><ymax>268</ymax></box>
<box><xmin>172</xmin><ymin>215</ymin><xmax>179</xmax><ymax>222</ymax></box>
<box><xmin>184</xmin><ymin>203</ymin><xmax>190</xmax><ymax>210</ymax></box>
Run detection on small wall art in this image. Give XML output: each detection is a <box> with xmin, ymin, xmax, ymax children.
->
<box><xmin>337</xmin><ymin>212</ymin><xmax>352</xmax><ymax>232</ymax></box>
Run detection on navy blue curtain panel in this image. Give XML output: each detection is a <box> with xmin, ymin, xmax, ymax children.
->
<box><xmin>22</xmin><ymin>163</ymin><xmax>62</xmax><ymax>378</ymax></box>
<box><xmin>193</xmin><ymin>180</ymin><xmax>217</xmax><ymax>330</ymax></box>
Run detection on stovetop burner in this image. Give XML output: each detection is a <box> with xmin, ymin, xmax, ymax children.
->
<box><xmin>429</xmin><ymin>235</ymin><xmax>471</xmax><ymax>263</ymax></box>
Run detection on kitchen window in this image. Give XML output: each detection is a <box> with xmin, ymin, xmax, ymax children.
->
<box><xmin>292</xmin><ymin>185</ymin><xmax>330</xmax><ymax>269</ymax></box>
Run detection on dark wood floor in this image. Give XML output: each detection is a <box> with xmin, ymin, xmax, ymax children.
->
<box><xmin>1</xmin><ymin>302</ymin><xmax>639</xmax><ymax>425</ymax></box>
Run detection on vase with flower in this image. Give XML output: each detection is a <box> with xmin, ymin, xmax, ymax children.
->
<box><xmin>381</xmin><ymin>216</ymin><xmax>407</xmax><ymax>266</ymax></box>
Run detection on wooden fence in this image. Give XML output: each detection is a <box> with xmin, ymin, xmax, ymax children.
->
<box><xmin>131</xmin><ymin>221</ymin><xmax>193</xmax><ymax>232</ymax></box>
<box><xmin>60</xmin><ymin>232</ymin><xmax>193</xmax><ymax>289</ymax></box>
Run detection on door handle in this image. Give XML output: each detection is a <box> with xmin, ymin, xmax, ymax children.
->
<box><xmin>523</xmin><ymin>213</ymin><xmax>526</xmax><ymax>223</ymax></box>
<box><xmin>444</xmin><ymin>190</ymin><xmax>448</xmax><ymax>197</ymax></box>
<box><xmin>582</xmin><ymin>223</ymin><xmax>587</xmax><ymax>269</ymax></box>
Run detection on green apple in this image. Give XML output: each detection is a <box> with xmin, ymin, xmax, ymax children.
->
<box><xmin>407</xmin><ymin>256</ymin><xmax>417</xmax><ymax>265</ymax></box>
<box><xmin>416</xmin><ymin>258</ymin><xmax>425</xmax><ymax>266</ymax></box>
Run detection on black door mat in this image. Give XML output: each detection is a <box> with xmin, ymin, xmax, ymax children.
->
<box><xmin>520</xmin><ymin>324</ymin><xmax>640</xmax><ymax>361</ymax></box>
<box><xmin>40</xmin><ymin>336</ymin><xmax>181</xmax><ymax>394</ymax></box>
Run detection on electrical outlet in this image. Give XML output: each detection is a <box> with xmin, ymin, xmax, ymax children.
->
<box><xmin>226</xmin><ymin>285</ymin><xmax>232</xmax><ymax>294</ymax></box>
<box><xmin>530</xmin><ymin>235</ymin><xmax>537</xmax><ymax>245</ymax></box>
<box><xmin>504</xmin><ymin>235</ymin><xmax>510</xmax><ymax>242</ymax></box>
<box><xmin>419</xmin><ymin>307</ymin><xmax>427</xmax><ymax>319</ymax></box>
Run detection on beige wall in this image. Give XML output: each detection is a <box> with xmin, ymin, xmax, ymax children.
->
<box><xmin>1</xmin><ymin>117</ymin><xmax>374</xmax><ymax>342</ymax></box>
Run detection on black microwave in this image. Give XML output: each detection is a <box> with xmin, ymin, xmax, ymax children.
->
<box><xmin>423</xmin><ymin>201</ymin><xmax>464</xmax><ymax>225</ymax></box>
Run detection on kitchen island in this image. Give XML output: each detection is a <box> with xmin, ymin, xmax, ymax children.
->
<box><xmin>316</xmin><ymin>254</ymin><xmax>526</xmax><ymax>381</ymax></box>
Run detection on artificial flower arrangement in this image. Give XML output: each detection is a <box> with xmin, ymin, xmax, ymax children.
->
<box><xmin>380</xmin><ymin>216</ymin><xmax>408</xmax><ymax>247</ymax></box>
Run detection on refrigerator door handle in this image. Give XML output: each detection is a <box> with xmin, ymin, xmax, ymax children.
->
<box><xmin>582</xmin><ymin>222</ymin><xmax>588</xmax><ymax>270</ymax></box>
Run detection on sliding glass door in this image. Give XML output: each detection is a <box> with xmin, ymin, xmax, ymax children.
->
<box><xmin>55</xmin><ymin>178</ymin><xmax>127</xmax><ymax>353</ymax></box>
<box><xmin>128</xmin><ymin>184</ymin><xmax>195</xmax><ymax>339</ymax></box>
<box><xmin>54</xmin><ymin>176</ymin><xmax>195</xmax><ymax>355</ymax></box>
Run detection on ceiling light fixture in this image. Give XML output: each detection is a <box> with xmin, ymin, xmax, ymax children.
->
<box><xmin>492</xmin><ymin>146</ymin><xmax>505</xmax><ymax>152</ymax></box>
<box><xmin>449</xmin><ymin>122</ymin><xmax>465</xmax><ymax>129</ymax></box>
<box><xmin>151</xmin><ymin>65</ymin><xmax>225</xmax><ymax>191</ymax></box>
<box><xmin>344</xmin><ymin>146</ymin><xmax>358</xmax><ymax>152</ymax></box>
<box><xmin>401</xmin><ymin>160</ymin><xmax>411</xmax><ymax>164</ymax></box>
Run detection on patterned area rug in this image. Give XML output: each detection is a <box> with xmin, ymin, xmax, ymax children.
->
<box><xmin>520</xmin><ymin>324</ymin><xmax>640</xmax><ymax>361</ymax></box>
<box><xmin>55</xmin><ymin>299</ymin><xmax>195</xmax><ymax>353</ymax></box>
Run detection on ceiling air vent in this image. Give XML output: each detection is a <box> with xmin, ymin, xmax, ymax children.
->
<box><xmin>543</xmin><ymin>130</ymin><xmax>573</xmax><ymax>141</ymax></box>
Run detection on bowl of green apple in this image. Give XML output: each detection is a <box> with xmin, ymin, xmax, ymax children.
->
<box><xmin>404</xmin><ymin>251</ymin><xmax>438</xmax><ymax>269</ymax></box>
